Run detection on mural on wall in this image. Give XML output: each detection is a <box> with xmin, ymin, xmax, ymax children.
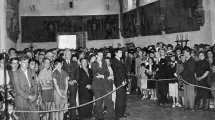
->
<box><xmin>139</xmin><ymin>1</ymin><xmax>160</xmax><ymax>36</ymax></box>
<box><xmin>122</xmin><ymin>0</ymin><xmax>200</xmax><ymax>38</ymax></box>
<box><xmin>122</xmin><ymin>1</ymin><xmax>160</xmax><ymax>38</ymax></box>
<box><xmin>122</xmin><ymin>9</ymin><xmax>137</xmax><ymax>38</ymax></box>
<box><xmin>21</xmin><ymin>15</ymin><xmax>119</xmax><ymax>43</ymax></box>
<box><xmin>164</xmin><ymin>0</ymin><xmax>200</xmax><ymax>34</ymax></box>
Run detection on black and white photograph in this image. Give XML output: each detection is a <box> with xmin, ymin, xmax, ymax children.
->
<box><xmin>0</xmin><ymin>0</ymin><xmax>215</xmax><ymax>120</ymax></box>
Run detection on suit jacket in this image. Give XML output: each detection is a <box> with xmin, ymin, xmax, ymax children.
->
<box><xmin>13</xmin><ymin>69</ymin><xmax>38</xmax><ymax>109</ymax></box>
<box><xmin>124</xmin><ymin>57</ymin><xmax>132</xmax><ymax>74</ymax></box>
<box><xmin>112</xmin><ymin>57</ymin><xmax>126</xmax><ymax>87</ymax></box>
<box><xmin>78</xmin><ymin>68</ymin><xmax>93</xmax><ymax>100</ymax></box>
<box><xmin>131</xmin><ymin>58</ymin><xmax>136</xmax><ymax>74</ymax></box>
<box><xmin>62</xmin><ymin>59</ymin><xmax>79</xmax><ymax>81</ymax></box>
<box><xmin>91</xmin><ymin>60</ymin><xmax>110</xmax><ymax>91</ymax></box>
<box><xmin>155</xmin><ymin>58</ymin><xmax>168</xmax><ymax>79</ymax></box>
<box><xmin>181</xmin><ymin>57</ymin><xmax>196</xmax><ymax>84</ymax></box>
<box><xmin>78</xmin><ymin>68</ymin><xmax>92</xmax><ymax>89</ymax></box>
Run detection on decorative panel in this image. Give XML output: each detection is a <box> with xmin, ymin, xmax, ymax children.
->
<box><xmin>21</xmin><ymin>14</ymin><xmax>119</xmax><ymax>43</ymax></box>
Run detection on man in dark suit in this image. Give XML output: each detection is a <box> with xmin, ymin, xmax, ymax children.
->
<box><xmin>78</xmin><ymin>58</ymin><xmax>93</xmax><ymax>120</ymax></box>
<box><xmin>124</xmin><ymin>51</ymin><xmax>132</xmax><ymax>94</ymax></box>
<box><xmin>13</xmin><ymin>54</ymin><xmax>39</xmax><ymax>120</ymax></box>
<box><xmin>111</xmin><ymin>48</ymin><xmax>127</xmax><ymax>118</ymax></box>
<box><xmin>181</xmin><ymin>48</ymin><xmax>196</xmax><ymax>109</ymax></box>
<box><xmin>124</xmin><ymin>51</ymin><xmax>131</xmax><ymax>74</ymax></box>
<box><xmin>62</xmin><ymin>49</ymin><xmax>79</xmax><ymax>120</ymax></box>
<box><xmin>91</xmin><ymin>51</ymin><xmax>116</xmax><ymax>120</ymax></box>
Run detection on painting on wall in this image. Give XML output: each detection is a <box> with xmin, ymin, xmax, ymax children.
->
<box><xmin>122</xmin><ymin>1</ymin><xmax>160</xmax><ymax>38</ymax></box>
<box><xmin>165</xmin><ymin>0</ymin><xmax>200</xmax><ymax>34</ymax></box>
<box><xmin>122</xmin><ymin>9</ymin><xmax>137</xmax><ymax>38</ymax></box>
<box><xmin>21</xmin><ymin>15</ymin><xmax>119</xmax><ymax>43</ymax></box>
<box><xmin>122</xmin><ymin>0</ymin><xmax>200</xmax><ymax>38</ymax></box>
<box><xmin>139</xmin><ymin>1</ymin><xmax>160</xmax><ymax>36</ymax></box>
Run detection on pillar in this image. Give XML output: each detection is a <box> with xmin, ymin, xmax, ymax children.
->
<box><xmin>0</xmin><ymin>0</ymin><xmax>7</xmax><ymax>51</ymax></box>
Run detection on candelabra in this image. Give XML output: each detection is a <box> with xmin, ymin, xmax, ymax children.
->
<box><xmin>175</xmin><ymin>34</ymin><xmax>190</xmax><ymax>48</ymax></box>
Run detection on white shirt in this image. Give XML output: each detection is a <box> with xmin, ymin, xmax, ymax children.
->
<box><xmin>115</xmin><ymin>56</ymin><xmax>121</xmax><ymax>61</ymax></box>
<box><xmin>186</xmin><ymin>56</ymin><xmax>191</xmax><ymax>61</ymax></box>
<box><xmin>21</xmin><ymin>68</ymin><xmax>31</xmax><ymax>87</ymax></box>
<box><xmin>149</xmin><ymin>64</ymin><xmax>152</xmax><ymax>72</ymax></box>
<box><xmin>66</xmin><ymin>60</ymin><xmax>70</xmax><ymax>64</ymax></box>
<box><xmin>88</xmin><ymin>63</ymin><xmax>92</xmax><ymax>69</ymax></box>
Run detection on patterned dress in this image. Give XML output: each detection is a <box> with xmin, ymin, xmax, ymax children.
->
<box><xmin>138</xmin><ymin>68</ymin><xmax>148</xmax><ymax>89</ymax></box>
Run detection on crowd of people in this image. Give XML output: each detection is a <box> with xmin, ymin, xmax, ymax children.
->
<box><xmin>0</xmin><ymin>42</ymin><xmax>215</xmax><ymax>120</ymax></box>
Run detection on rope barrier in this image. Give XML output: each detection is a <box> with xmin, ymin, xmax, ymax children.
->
<box><xmin>12</xmin><ymin>76</ymin><xmax>215</xmax><ymax>113</ymax></box>
<box><xmin>180</xmin><ymin>78</ymin><xmax>214</xmax><ymax>90</ymax></box>
<box><xmin>127</xmin><ymin>74</ymin><xmax>215</xmax><ymax>90</ymax></box>
<box><xmin>13</xmin><ymin>84</ymin><xmax>124</xmax><ymax>113</ymax></box>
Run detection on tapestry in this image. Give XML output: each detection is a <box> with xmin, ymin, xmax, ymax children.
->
<box><xmin>122</xmin><ymin>1</ymin><xmax>160</xmax><ymax>38</ymax></box>
<box><xmin>139</xmin><ymin>1</ymin><xmax>160</xmax><ymax>36</ymax></box>
<box><xmin>122</xmin><ymin>9</ymin><xmax>137</xmax><ymax>38</ymax></box>
<box><xmin>165</xmin><ymin>0</ymin><xmax>200</xmax><ymax>34</ymax></box>
<box><xmin>21</xmin><ymin>15</ymin><xmax>119</xmax><ymax>43</ymax></box>
<box><xmin>122</xmin><ymin>0</ymin><xmax>200</xmax><ymax>38</ymax></box>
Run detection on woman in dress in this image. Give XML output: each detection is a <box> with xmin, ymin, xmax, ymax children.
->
<box><xmin>146</xmin><ymin>57</ymin><xmax>157</xmax><ymax>100</ymax></box>
<box><xmin>52</xmin><ymin>58</ymin><xmax>69</xmax><ymax>120</ymax></box>
<box><xmin>8</xmin><ymin>57</ymin><xmax>19</xmax><ymax>89</ymax></box>
<box><xmin>135</xmin><ymin>50</ymin><xmax>147</xmax><ymax>95</ymax></box>
<box><xmin>176</xmin><ymin>54</ymin><xmax>186</xmax><ymax>107</ymax></box>
<box><xmin>38</xmin><ymin>58</ymin><xmax>54</xmax><ymax>120</ymax></box>
<box><xmin>195</xmin><ymin>52</ymin><xmax>211</xmax><ymax>110</ymax></box>
<box><xmin>206</xmin><ymin>50</ymin><xmax>214</xmax><ymax>68</ymax></box>
<box><xmin>138</xmin><ymin>63</ymin><xmax>148</xmax><ymax>100</ymax></box>
<box><xmin>208</xmin><ymin>62</ymin><xmax>215</xmax><ymax>109</ymax></box>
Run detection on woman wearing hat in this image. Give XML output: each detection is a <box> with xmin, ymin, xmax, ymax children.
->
<box><xmin>167</xmin><ymin>52</ymin><xmax>181</xmax><ymax>107</ymax></box>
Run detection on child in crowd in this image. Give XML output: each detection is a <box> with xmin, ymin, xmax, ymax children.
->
<box><xmin>176</xmin><ymin>54</ymin><xmax>186</xmax><ymax>107</ymax></box>
<box><xmin>52</xmin><ymin>58</ymin><xmax>69</xmax><ymax>120</ymax></box>
<box><xmin>146</xmin><ymin>57</ymin><xmax>157</xmax><ymax>100</ymax></box>
<box><xmin>138</xmin><ymin>63</ymin><xmax>148</xmax><ymax>100</ymax></box>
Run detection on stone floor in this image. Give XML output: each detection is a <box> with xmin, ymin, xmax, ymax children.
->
<box><xmin>122</xmin><ymin>95</ymin><xmax>215</xmax><ymax>120</ymax></box>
